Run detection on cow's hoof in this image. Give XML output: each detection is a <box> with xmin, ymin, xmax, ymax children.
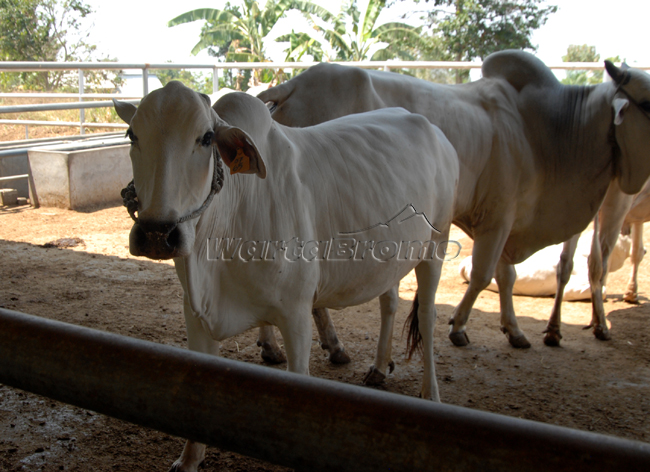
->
<box><xmin>449</xmin><ymin>330</ymin><xmax>470</xmax><ymax>347</ymax></box>
<box><xmin>363</xmin><ymin>366</ymin><xmax>386</xmax><ymax>386</ymax></box>
<box><xmin>259</xmin><ymin>343</ymin><xmax>287</xmax><ymax>364</ymax></box>
<box><xmin>623</xmin><ymin>291</ymin><xmax>639</xmax><ymax>304</ymax></box>
<box><xmin>329</xmin><ymin>348</ymin><xmax>351</xmax><ymax>365</ymax></box>
<box><xmin>169</xmin><ymin>462</ymin><xmax>197</xmax><ymax>472</ymax></box>
<box><xmin>593</xmin><ymin>325</ymin><xmax>612</xmax><ymax>341</ymax></box>
<box><xmin>543</xmin><ymin>328</ymin><xmax>562</xmax><ymax>347</ymax></box>
<box><xmin>507</xmin><ymin>333</ymin><xmax>531</xmax><ymax>349</ymax></box>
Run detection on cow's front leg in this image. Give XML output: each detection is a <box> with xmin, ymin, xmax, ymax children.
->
<box><xmin>312</xmin><ymin>307</ymin><xmax>351</xmax><ymax>364</ymax></box>
<box><xmin>256</xmin><ymin>325</ymin><xmax>286</xmax><ymax>364</ymax></box>
<box><xmin>364</xmin><ymin>285</ymin><xmax>399</xmax><ymax>385</ymax></box>
<box><xmin>170</xmin><ymin>296</ymin><xmax>220</xmax><ymax>472</ymax></box>
<box><xmin>495</xmin><ymin>259</ymin><xmax>530</xmax><ymax>348</ymax></box>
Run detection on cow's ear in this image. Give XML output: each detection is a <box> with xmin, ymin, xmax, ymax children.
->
<box><xmin>200</xmin><ymin>93</ymin><xmax>211</xmax><ymax>108</ymax></box>
<box><xmin>213</xmin><ymin>126</ymin><xmax>266</xmax><ymax>179</ymax></box>
<box><xmin>613</xmin><ymin>97</ymin><xmax>629</xmax><ymax>126</ymax></box>
<box><xmin>113</xmin><ymin>99</ymin><xmax>137</xmax><ymax>124</ymax></box>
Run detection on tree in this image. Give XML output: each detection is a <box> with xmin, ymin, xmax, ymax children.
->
<box><xmin>290</xmin><ymin>0</ymin><xmax>424</xmax><ymax>62</ymax></box>
<box><xmin>156</xmin><ymin>66</ymin><xmax>213</xmax><ymax>95</ymax></box>
<box><xmin>0</xmin><ymin>0</ymin><xmax>110</xmax><ymax>91</ymax></box>
<box><xmin>561</xmin><ymin>44</ymin><xmax>621</xmax><ymax>86</ymax></box>
<box><xmin>414</xmin><ymin>0</ymin><xmax>557</xmax><ymax>83</ymax></box>
<box><xmin>168</xmin><ymin>0</ymin><xmax>333</xmax><ymax>89</ymax></box>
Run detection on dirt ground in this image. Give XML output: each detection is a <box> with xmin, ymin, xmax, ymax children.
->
<box><xmin>1</xmin><ymin>203</ymin><xmax>649</xmax><ymax>471</ymax></box>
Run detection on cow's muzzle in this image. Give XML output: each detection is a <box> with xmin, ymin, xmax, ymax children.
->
<box><xmin>129</xmin><ymin>220</ymin><xmax>181</xmax><ymax>260</ymax></box>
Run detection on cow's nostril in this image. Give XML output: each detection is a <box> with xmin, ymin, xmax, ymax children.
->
<box><xmin>132</xmin><ymin>220</ymin><xmax>180</xmax><ymax>259</ymax></box>
<box><xmin>167</xmin><ymin>225</ymin><xmax>181</xmax><ymax>249</ymax></box>
<box><xmin>138</xmin><ymin>220</ymin><xmax>177</xmax><ymax>237</ymax></box>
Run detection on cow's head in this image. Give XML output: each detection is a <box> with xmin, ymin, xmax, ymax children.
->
<box><xmin>113</xmin><ymin>81</ymin><xmax>265</xmax><ymax>260</ymax></box>
<box><xmin>605</xmin><ymin>61</ymin><xmax>650</xmax><ymax>195</ymax></box>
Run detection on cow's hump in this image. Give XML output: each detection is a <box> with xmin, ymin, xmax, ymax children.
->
<box><xmin>482</xmin><ymin>50</ymin><xmax>559</xmax><ymax>92</ymax></box>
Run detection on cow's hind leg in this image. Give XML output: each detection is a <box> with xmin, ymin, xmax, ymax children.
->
<box><xmin>584</xmin><ymin>215</ymin><xmax>611</xmax><ymax>340</ymax></box>
<box><xmin>624</xmin><ymin>222</ymin><xmax>644</xmax><ymax>303</ymax></box>
<box><xmin>257</xmin><ymin>325</ymin><xmax>286</xmax><ymax>364</ymax></box>
<box><xmin>544</xmin><ymin>235</ymin><xmax>579</xmax><ymax>347</ymax></box>
<box><xmin>277</xmin><ymin>312</ymin><xmax>313</xmax><ymax>375</ymax></box>
<box><xmin>313</xmin><ymin>308</ymin><xmax>351</xmax><ymax>364</ymax></box>
<box><xmin>364</xmin><ymin>285</ymin><xmax>399</xmax><ymax>385</ymax></box>
<box><xmin>495</xmin><ymin>259</ymin><xmax>530</xmax><ymax>348</ymax></box>
<box><xmin>408</xmin><ymin>261</ymin><xmax>442</xmax><ymax>401</ymax></box>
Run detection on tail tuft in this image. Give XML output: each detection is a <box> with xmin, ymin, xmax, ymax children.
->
<box><xmin>403</xmin><ymin>293</ymin><xmax>423</xmax><ymax>360</ymax></box>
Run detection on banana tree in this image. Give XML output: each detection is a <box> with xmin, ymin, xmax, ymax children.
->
<box><xmin>168</xmin><ymin>0</ymin><xmax>333</xmax><ymax>87</ymax></box>
<box><xmin>292</xmin><ymin>0</ymin><xmax>424</xmax><ymax>62</ymax></box>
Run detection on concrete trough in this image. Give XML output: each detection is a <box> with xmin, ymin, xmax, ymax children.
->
<box><xmin>27</xmin><ymin>136</ymin><xmax>131</xmax><ymax>209</ymax></box>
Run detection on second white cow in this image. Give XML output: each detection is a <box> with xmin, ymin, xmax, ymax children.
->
<box><xmin>114</xmin><ymin>81</ymin><xmax>458</xmax><ymax>472</ymax></box>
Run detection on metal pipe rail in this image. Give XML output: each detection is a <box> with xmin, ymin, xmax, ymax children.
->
<box><xmin>0</xmin><ymin>119</ymin><xmax>127</xmax><ymax>129</ymax></box>
<box><xmin>0</xmin><ymin>99</ymin><xmax>140</xmax><ymax>114</ymax></box>
<box><xmin>1</xmin><ymin>307</ymin><xmax>649</xmax><ymax>472</ymax></box>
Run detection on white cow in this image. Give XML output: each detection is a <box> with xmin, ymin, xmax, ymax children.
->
<box><xmin>459</xmin><ymin>230</ymin><xmax>631</xmax><ymax>300</ymax></box>
<box><xmin>621</xmin><ymin>179</ymin><xmax>650</xmax><ymax>302</ymax></box>
<box><xmin>114</xmin><ymin>81</ymin><xmax>458</xmax><ymax>471</ymax></box>
<box><xmin>259</xmin><ymin>50</ymin><xmax>650</xmax><ymax>350</ymax></box>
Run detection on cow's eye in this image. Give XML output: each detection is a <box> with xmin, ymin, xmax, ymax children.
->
<box><xmin>126</xmin><ymin>128</ymin><xmax>137</xmax><ymax>144</ymax></box>
<box><xmin>200</xmin><ymin>131</ymin><xmax>214</xmax><ymax>147</ymax></box>
<box><xmin>639</xmin><ymin>101</ymin><xmax>650</xmax><ymax>113</ymax></box>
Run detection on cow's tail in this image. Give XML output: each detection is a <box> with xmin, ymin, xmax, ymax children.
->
<box><xmin>404</xmin><ymin>292</ymin><xmax>423</xmax><ymax>360</ymax></box>
<box><xmin>256</xmin><ymin>80</ymin><xmax>295</xmax><ymax>112</ymax></box>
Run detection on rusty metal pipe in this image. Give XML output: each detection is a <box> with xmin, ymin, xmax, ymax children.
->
<box><xmin>1</xmin><ymin>307</ymin><xmax>649</xmax><ymax>471</ymax></box>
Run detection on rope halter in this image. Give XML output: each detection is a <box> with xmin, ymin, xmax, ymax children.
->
<box><xmin>121</xmin><ymin>147</ymin><xmax>224</xmax><ymax>225</ymax></box>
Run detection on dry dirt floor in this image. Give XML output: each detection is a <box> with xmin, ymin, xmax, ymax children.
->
<box><xmin>1</xmin><ymin>203</ymin><xmax>649</xmax><ymax>471</ymax></box>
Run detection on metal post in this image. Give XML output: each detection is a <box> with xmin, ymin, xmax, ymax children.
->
<box><xmin>142</xmin><ymin>66</ymin><xmax>149</xmax><ymax>96</ymax></box>
<box><xmin>213</xmin><ymin>66</ymin><xmax>220</xmax><ymax>94</ymax></box>
<box><xmin>78</xmin><ymin>69</ymin><xmax>85</xmax><ymax>135</ymax></box>
<box><xmin>1</xmin><ymin>307</ymin><xmax>650</xmax><ymax>472</ymax></box>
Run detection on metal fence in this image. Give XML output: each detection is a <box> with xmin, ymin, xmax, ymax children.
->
<box><xmin>1</xmin><ymin>59</ymin><xmax>648</xmax><ymax>203</ymax></box>
<box><xmin>2</xmin><ymin>307</ymin><xmax>650</xmax><ymax>471</ymax></box>
<box><xmin>2</xmin><ymin>59</ymin><xmax>643</xmax><ymax>136</ymax></box>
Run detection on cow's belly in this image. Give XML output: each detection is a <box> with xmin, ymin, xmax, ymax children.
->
<box><xmin>314</xmin><ymin>258</ymin><xmax>418</xmax><ymax>309</ymax></box>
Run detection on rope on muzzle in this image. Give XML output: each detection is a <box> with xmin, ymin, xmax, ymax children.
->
<box><xmin>121</xmin><ymin>149</ymin><xmax>224</xmax><ymax>225</ymax></box>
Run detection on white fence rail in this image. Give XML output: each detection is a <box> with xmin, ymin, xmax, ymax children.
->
<box><xmin>1</xmin><ymin>59</ymin><xmax>649</xmax><ymax>138</ymax></box>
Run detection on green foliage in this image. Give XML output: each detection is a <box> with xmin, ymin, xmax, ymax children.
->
<box><xmin>156</xmin><ymin>67</ymin><xmax>213</xmax><ymax>95</ymax></box>
<box><xmin>561</xmin><ymin>44</ymin><xmax>622</xmax><ymax>86</ymax></box>
<box><xmin>416</xmin><ymin>0</ymin><xmax>557</xmax><ymax>83</ymax></box>
<box><xmin>169</xmin><ymin>0</ymin><xmax>331</xmax><ymax>89</ymax></box>
<box><xmin>0</xmin><ymin>0</ymin><xmax>117</xmax><ymax>92</ymax></box>
<box><xmin>291</xmin><ymin>0</ymin><xmax>424</xmax><ymax>62</ymax></box>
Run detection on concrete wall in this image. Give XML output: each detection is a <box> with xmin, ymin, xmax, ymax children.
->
<box><xmin>0</xmin><ymin>153</ymin><xmax>29</xmax><ymax>197</ymax></box>
<box><xmin>28</xmin><ymin>142</ymin><xmax>132</xmax><ymax>210</ymax></box>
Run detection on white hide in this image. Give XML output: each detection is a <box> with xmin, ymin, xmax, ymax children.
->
<box><xmin>459</xmin><ymin>231</ymin><xmax>631</xmax><ymax>300</ymax></box>
<box><xmin>259</xmin><ymin>51</ymin><xmax>650</xmax><ymax>347</ymax></box>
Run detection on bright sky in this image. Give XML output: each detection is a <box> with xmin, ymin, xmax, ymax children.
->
<box><xmin>82</xmin><ymin>0</ymin><xmax>650</xmax><ymax>66</ymax></box>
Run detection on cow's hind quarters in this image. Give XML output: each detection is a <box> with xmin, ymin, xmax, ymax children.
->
<box><xmin>258</xmin><ymin>341</ymin><xmax>287</xmax><ymax>364</ymax></box>
<box><xmin>329</xmin><ymin>348</ymin><xmax>351</xmax><ymax>365</ymax></box>
<box><xmin>542</xmin><ymin>327</ymin><xmax>563</xmax><ymax>347</ymax></box>
<box><xmin>448</xmin><ymin>328</ymin><xmax>470</xmax><ymax>347</ymax></box>
<box><xmin>502</xmin><ymin>327</ymin><xmax>531</xmax><ymax>349</ymax></box>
